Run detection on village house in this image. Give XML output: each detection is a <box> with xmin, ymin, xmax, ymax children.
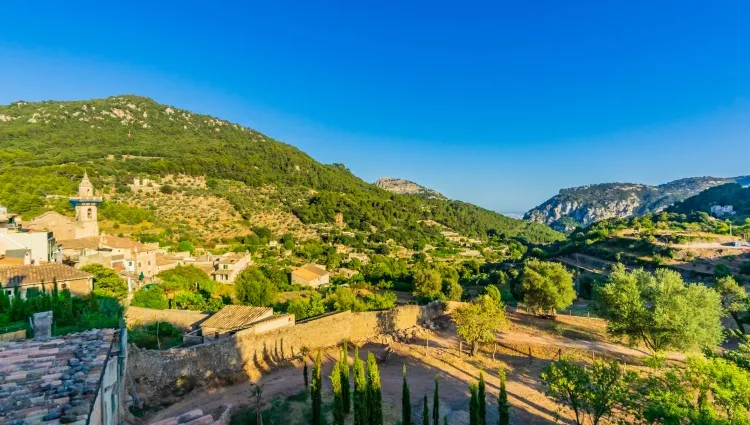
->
<box><xmin>337</xmin><ymin>267</ymin><xmax>359</xmax><ymax>278</ymax></box>
<box><xmin>26</xmin><ymin>173</ymin><xmax>102</xmax><ymax>240</ymax></box>
<box><xmin>0</xmin><ymin>263</ymin><xmax>93</xmax><ymax>298</ymax></box>
<box><xmin>200</xmin><ymin>305</ymin><xmax>273</xmax><ymax>341</ymax></box>
<box><xmin>211</xmin><ymin>252</ymin><xmax>252</xmax><ymax>284</ymax></box>
<box><xmin>347</xmin><ymin>252</ymin><xmax>370</xmax><ymax>265</ymax></box>
<box><xmin>58</xmin><ymin>234</ymin><xmax>159</xmax><ymax>279</ymax></box>
<box><xmin>291</xmin><ymin>264</ymin><xmax>330</xmax><ymax>288</ymax></box>
<box><xmin>0</xmin><ymin>328</ymin><xmax>126</xmax><ymax>425</ymax></box>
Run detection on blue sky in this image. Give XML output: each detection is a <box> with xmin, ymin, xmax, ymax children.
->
<box><xmin>1</xmin><ymin>1</ymin><xmax>750</xmax><ymax>213</ymax></box>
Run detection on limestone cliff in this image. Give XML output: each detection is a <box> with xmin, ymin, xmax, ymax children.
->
<box><xmin>375</xmin><ymin>177</ymin><xmax>447</xmax><ymax>200</ymax></box>
<box><xmin>525</xmin><ymin>177</ymin><xmax>748</xmax><ymax>231</ymax></box>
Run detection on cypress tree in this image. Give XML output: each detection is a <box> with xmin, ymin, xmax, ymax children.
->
<box><xmin>422</xmin><ymin>395</ymin><xmax>429</xmax><ymax>425</ymax></box>
<box><xmin>432</xmin><ymin>375</ymin><xmax>439</xmax><ymax>425</ymax></box>
<box><xmin>402</xmin><ymin>365</ymin><xmax>412</xmax><ymax>425</ymax></box>
<box><xmin>444</xmin><ymin>416</ymin><xmax>449</xmax><ymax>425</ymax></box>
<box><xmin>353</xmin><ymin>347</ymin><xmax>368</xmax><ymax>425</ymax></box>
<box><xmin>497</xmin><ymin>367</ymin><xmax>509</xmax><ymax>425</ymax></box>
<box><xmin>311</xmin><ymin>350</ymin><xmax>323</xmax><ymax>425</ymax></box>
<box><xmin>330</xmin><ymin>362</ymin><xmax>345</xmax><ymax>425</ymax></box>
<box><xmin>61</xmin><ymin>289</ymin><xmax>74</xmax><ymax>325</ymax></box>
<box><xmin>340</xmin><ymin>343</ymin><xmax>351</xmax><ymax>414</ymax></box>
<box><xmin>469</xmin><ymin>383</ymin><xmax>479</xmax><ymax>425</ymax></box>
<box><xmin>366</xmin><ymin>352</ymin><xmax>383</xmax><ymax>425</ymax></box>
<box><xmin>478</xmin><ymin>371</ymin><xmax>486</xmax><ymax>425</ymax></box>
<box><xmin>303</xmin><ymin>361</ymin><xmax>309</xmax><ymax>389</ymax></box>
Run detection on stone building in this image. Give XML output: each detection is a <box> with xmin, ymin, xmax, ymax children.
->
<box><xmin>0</xmin><ymin>328</ymin><xmax>127</xmax><ymax>425</ymax></box>
<box><xmin>210</xmin><ymin>252</ymin><xmax>252</xmax><ymax>284</ymax></box>
<box><xmin>291</xmin><ymin>264</ymin><xmax>330</xmax><ymax>288</ymax></box>
<box><xmin>58</xmin><ymin>235</ymin><xmax>159</xmax><ymax>280</ymax></box>
<box><xmin>26</xmin><ymin>173</ymin><xmax>102</xmax><ymax>240</ymax></box>
<box><xmin>200</xmin><ymin>305</ymin><xmax>273</xmax><ymax>341</ymax></box>
<box><xmin>0</xmin><ymin>263</ymin><xmax>93</xmax><ymax>298</ymax></box>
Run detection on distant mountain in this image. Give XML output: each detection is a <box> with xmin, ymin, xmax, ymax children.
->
<box><xmin>375</xmin><ymin>177</ymin><xmax>447</xmax><ymax>200</ymax></box>
<box><xmin>525</xmin><ymin>176</ymin><xmax>750</xmax><ymax>231</ymax></box>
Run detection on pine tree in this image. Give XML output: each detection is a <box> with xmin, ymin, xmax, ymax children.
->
<box><xmin>402</xmin><ymin>365</ymin><xmax>412</xmax><ymax>425</ymax></box>
<box><xmin>330</xmin><ymin>362</ymin><xmax>345</xmax><ymax>425</ymax></box>
<box><xmin>366</xmin><ymin>352</ymin><xmax>383</xmax><ymax>425</ymax></box>
<box><xmin>303</xmin><ymin>361</ymin><xmax>309</xmax><ymax>389</ymax></box>
<box><xmin>478</xmin><ymin>371</ymin><xmax>486</xmax><ymax>425</ymax></box>
<box><xmin>432</xmin><ymin>375</ymin><xmax>439</xmax><ymax>425</ymax></box>
<box><xmin>469</xmin><ymin>383</ymin><xmax>479</xmax><ymax>425</ymax></box>
<box><xmin>340</xmin><ymin>343</ymin><xmax>351</xmax><ymax>414</ymax></box>
<box><xmin>311</xmin><ymin>350</ymin><xmax>323</xmax><ymax>425</ymax></box>
<box><xmin>497</xmin><ymin>367</ymin><xmax>509</xmax><ymax>425</ymax></box>
<box><xmin>353</xmin><ymin>347</ymin><xmax>368</xmax><ymax>425</ymax></box>
<box><xmin>423</xmin><ymin>395</ymin><xmax>429</xmax><ymax>425</ymax></box>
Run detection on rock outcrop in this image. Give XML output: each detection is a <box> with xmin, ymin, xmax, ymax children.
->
<box><xmin>525</xmin><ymin>177</ymin><xmax>749</xmax><ymax>231</ymax></box>
<box><xmin>375</xmin><ymin>177</ymin><xmax>447</xmax><ymax>200</ymax></box>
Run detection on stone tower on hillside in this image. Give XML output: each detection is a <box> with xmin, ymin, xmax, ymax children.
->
<box><xmin>69</xmin><ymin>172</ymin><xmax>102</xmax><ymax>237</ymax></box>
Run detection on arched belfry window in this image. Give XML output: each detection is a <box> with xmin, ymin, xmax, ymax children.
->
<box><xmin>87</xmin><ymin>208</ymin><xmax>93</xmax><ymax>219</ymax></box>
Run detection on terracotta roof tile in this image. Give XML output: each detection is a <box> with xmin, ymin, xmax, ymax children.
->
<box><xmin>291</xmin><ymin>264</ymin><xmax>328</xmax><ymax>281</ymax></box>
<box><xmin>0</xmin><ymin>329</ymin><xmax>117</xmax><ymax>425</ymax></box>
<box><xmin>200</xmin><ymin>306</ymin><xmax>272</xmax><ymax>332</ymax></box>
<box><xmin>0</xmin><ymin>264</ymin><xmax>92</xmax><ymax>288</ymax></box>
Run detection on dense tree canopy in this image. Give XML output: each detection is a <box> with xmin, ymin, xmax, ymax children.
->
<box><xmin>517</xmin><ymin>259</ymin><xmax>576</xmax><ymax>315</ymax></box>
<box><xmin>595</xmin><ymin>265</ymin><xmax>724</xmax><ymax>352</ymax></box>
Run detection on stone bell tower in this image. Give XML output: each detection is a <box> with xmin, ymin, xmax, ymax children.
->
<box><xmin>70</xmin><ymin>172</ymin><xmax>102</xmax><ymax>238</ymax></box>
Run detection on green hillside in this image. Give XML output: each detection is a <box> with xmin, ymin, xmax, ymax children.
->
<box><xmin>0</xmin><ymin>95</ymin><xmax>562</xmax><ymax>244</ymax></box>
<box><xmin>668</xmin><ymin>183</ymin><xmax>750</xmax><ymax>217</ymax></box>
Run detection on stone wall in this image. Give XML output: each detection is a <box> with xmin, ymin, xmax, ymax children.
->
<box><xmin>128</xmin><ymin>303</ymin><xmax>446</xmax><ymax>403</ymax></box>
<box><xmin>126</xmin><ymin>307</ymin><xmax>211</xmax><ymax>331</ymax></box>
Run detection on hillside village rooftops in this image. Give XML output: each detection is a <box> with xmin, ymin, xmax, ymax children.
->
<box><xmin>291</xmin><ymin>264</ymin><xmax>328</xmax><ymax>281</ymax></box>
<box><xmin>0</xmin><ymin>329</ymin><xmax>117</xmax><ymax>425</ymax></box>
<box><xmin>59</xmin><ymin>235</ymin><xmax>156</xmax><ymax>252</ymax></box>
<box><xmin>216</xmin><ymin>253</ymin><xmax>249</xmax><ymax>264</ymax></box>
<box><xmin>0</xmin><ymin>263</ymin><xmax>92</xmax><ymax>288</ymax></box>
<box><xmin>200</xmin><ymin>305</ymin><xmax>273</xmax><ymax>332</ymax></box>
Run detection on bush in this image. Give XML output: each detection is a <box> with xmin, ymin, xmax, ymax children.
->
<box><xmin>131</xmin><ymin>285</ymin><xmax>169</xmax><ymax>309</ymax></box>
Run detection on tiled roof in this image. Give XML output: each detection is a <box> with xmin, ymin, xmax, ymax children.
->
<box><xmin>156</xmin><ymin>255</ymin><xmax>181</xmax><ymax>267</ymax></box>
<box><xmin>216</xmin><ymin>253</ymin><xmax>249</xmax><ymax>264</ymax></box>
<box><xmin>211</xmin><ymin>270</ymin><xmax>232</xmax><ymax>276</ymax></box>
<box><xmin>58</xmin><ymin>235</ymin><xmax>155</xmax><ymax>252</ymax></box>
<box><xmin>291</xmin><ymin>264</ymin><xmax>328</xmax><ymax>281</ymax></box>
<box><xmin>0</xmin><ymin>256</ymin><xmax>25</xmax><ymax>268</ymax></box>
<box><xmin>200</xmin><ymin>305</ymin><xmax>272</xmax><ymax>331</ymax></box>
<box><xmin>0</xmin><ymin>264</ymin><xmax>92</xmax><ymax>288</ymax></box>
<box><xmin>0</xmin><ymin>329</ymin><xmax>116</xmax><ymax>425</ymax></box>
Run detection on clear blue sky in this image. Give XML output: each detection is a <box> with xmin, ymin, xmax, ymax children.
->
<box><xmin>2</xmin><ymin>1</ymin><xmax>750</xmax><ymax>213</ymax></box>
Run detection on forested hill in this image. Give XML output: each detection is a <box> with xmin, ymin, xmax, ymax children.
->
<box><xmin>667</xmin><ymin>183</ymin><xmax>750</xmax><ymax>217</ymax></box>
<box><xmin>0</xmin><ymin>95</ymin><xmax>563</xmax><ymax>243</ymax></box>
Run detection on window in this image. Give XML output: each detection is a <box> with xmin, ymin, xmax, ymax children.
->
<box><xmin>61</xmin><ymin>283</ymin><xmax>68</xmax><ymax>290</ymax></box>
<box><xmin>87</xmin><ymin>208</ymin><xmax>93</xmax><ymax>219</ymax></box>
<box><xmin>148</xmin><ymin>261</ymin><xmax>151</xmax><ymax>266</ymax></box>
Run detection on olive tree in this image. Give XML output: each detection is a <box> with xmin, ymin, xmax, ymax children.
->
<box><xmin>454</xmin><ymin>295</ymin><xmax>508</xmax><ymax>356</ymax></box>
<box><xmin>595</xmin><ymin>265</ymin><xmax>724</xmax><ymax>352</ymax></box>
<box><xmin>518</xmin><ymin>259</ymin><xmax>576</xmax><ymax>315</ymax></box>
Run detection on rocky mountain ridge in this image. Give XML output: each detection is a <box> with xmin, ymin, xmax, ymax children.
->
<box><xmin>525</xmin><ymin>176</ymin><xmax>750</xmax><ymax>231</ymax></box>
<box><xmin>375</xmin><ymin>177</ymin><xmax>447</xmax><ymax>200</ymax></box>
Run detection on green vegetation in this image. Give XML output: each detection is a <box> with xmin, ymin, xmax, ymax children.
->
<box><xmin>432</xmin><ymin>375</ymin><xmax>439</xmax><ymax>425</ymax></box>
<box><xmin>668</xmin><ymin>182</ymin><xmax>750</xmax><ymax>217</ymax></box>
<box><xmin>402</xmin><ymin>365</ymin><xmax>412</xmax><ymax>425</ymax></box>
<box><xmin>517</xmin><ymin>259</ymin><xmax>575</xmax><ymax>315</ymax></box>
<box><xmin>311</xmin><ymin>350</ymin><xmax>323</xmax><ymax>425</ymax></box>
<box><xmin>454</xmin><ymin>294</ymin><xmax>508</xmax><ymax>356</ymax></box>
<box><xmin>330</xmin><ymin>362</ymin><xmax>345</xmax><ymax>425</ymax></box>
<box><xmin>497</xmin><ymin>367</ymin><xmax>509</xmax><ymax>425</ymax></box>
<box><xmin>82</xmin><ymin>263</ymin><xmax>128</xmax><ymax>299</ymax></box>
<box><xmin>595</xmin><ymin>265</ymin><xmax>724</xmax><ymax>352</ymax></box>
<box><xmin>339</xmin><ymin>344</ymin><xmax>351</xmax><ymax>414</ymax></box>
<box><xmin>353</xmin><ymin>347</ymin><xmax>368</xmax><ymax>425</ymax></box>
<box><xmin>0</xmin><ymin>95</ymin><xmax>561</xmax><ymax>246</ymax></box>
<box><xmin>367</xmin><ymin>352</ymin><xmax>383</xmax><ymax>425</ymax></box>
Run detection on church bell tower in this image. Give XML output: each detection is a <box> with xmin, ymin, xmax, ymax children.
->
<box><xmin>70</xmin><ymin>172</ymin><xmax>103</xmax><ymax>237</ymax></box>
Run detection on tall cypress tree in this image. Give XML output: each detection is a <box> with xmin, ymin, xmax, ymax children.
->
<box><xmin>423</xmin><ymin>395</ymin><xmax>429</xmax><ymax>425</ymax></box>
<box><xmin>469</xmin><ymin>383</ymin><xmax>479</xmax><ymax>425</ymax></box>
<box><xmin>478</xmin><ymin>371</ymin><xmax>486</xmax><ymax>425</ymax></box>
<box><xmin>311</xmin><ymin>350</ymin><xmax>323</xmax><ymax>425</ymax></box>
<box><xmin>303</xmin><ymin>362</ymin><xmax>309</xmax><ymax>389</ymax></box>
<box><xmin>443</xmin><ymin>417</ymin><xmax>449</xmax><ymax>425</ymax></box>
<box><xmin>432</xmin><ymin>375</ymin><xmax>440</xmax><ymax>425</ymax></box>
<box><xmin>497</xmin><ymin>367</ymin><xmax>510</xmax><ymax>425</ymax></box>
<box><xmin>340</xmin><ymin>343</ymin><xmax>351</xmax><ymax>414</ymax></box>
<box><xmin>330</xmin><ymin>362</ymin><xmax>345</xmax><ymax>425</ymax></box>
<box><xmin>366</xmin><ymin>352</ymin><xmax>383</xmax><ymax>425</ymax></box>
<box><xmin>402</xmin><ymin>365</ymin><xmax>412</xmax><ymax>425</ymax></box>
<box><xmin>353</xmin><ymin>347</ymin><xmax>368</xmax><ymax>425</ymax></box>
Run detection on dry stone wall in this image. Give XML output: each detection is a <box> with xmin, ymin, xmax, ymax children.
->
<box><xmin>128</xmin><ymin>303</ymin><xmax>446</xmax><ymax>402</ymax></box>
<box><xmin>126</xmin><ymin>307</ymin><xmax>211</xmax><ymax>331</ymax></box>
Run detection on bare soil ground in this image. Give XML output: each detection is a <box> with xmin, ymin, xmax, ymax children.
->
<box><xmin>140</xmin><ymin>313</ymin><xmax>677</xmax><ymax>425</ymax></box>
